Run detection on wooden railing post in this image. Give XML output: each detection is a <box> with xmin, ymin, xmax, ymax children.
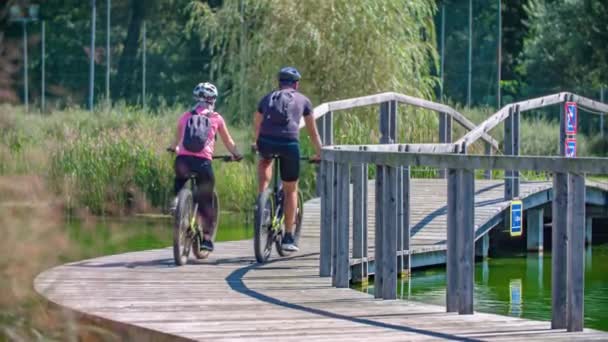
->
<box><xmin>334</xmin><ymin>162</ymin><xmax>351</xmax><ymax>288</ymax></box>
<box><xmin>319</xmin><ymin>159</ymin><xmax>332</xmax><ymax>277</ymax></box>
<box><xmin>316</xmin><ymin>113</ymin><xmax>334</xmax><ymax>196</ymax></box>
<box><xmin>398</xmin><ymin>165</ymin><xmax>411</xmax><ymax>275</ymax></box>
<box><xmin>513</xmin><ymin>105</ymin><xmax>520</xmax><ymax>197</ymax></box>
<box><xmin>331</xmin><ymin>162</ymin><xmax>339</xmax><ymax>284</ymax></box>
<box><xmin>351</xmin><ymin>156</ymin><xmax>368</xmax><ymax>284</ymax></box>
<box><xmin>457</xmin><ymin>168</ymin><xmax>475</xmax><ymax>315</ymax></box>
<box><xmin>551</xmin><ymin>172</ymin><xmax>568</xmax><ymax>329</ymax></box>
<box><xmin>439</xmin><ymin>112</ymin><xmax>452</xmax><ymax>178</ymax></box>
<box><xmin>504</xmin><ymin>107</ymin><xmax>514</xmax><ymax>200</ymax></box>
<box><xmin>374</xmin><ymin>164</ymin><xmax>385</xmax><ymax>299</ymax></box>
<box><xmin>567</xmin><ymin>173</ymin><xmax>585</xmax><ymax>332</ymax></box>
<box><xmin>381</xmin><ymin>164</ymin><xmax>398</xmax><ymax>299</ymax></box>
<box><xmin>484</xmin><ymin>142</ymin><xmax>492</xmax><ymax>179</ymax></box>
<box><xmin>446</xmin><ymin>168</ymin><xmax>459</xmax><ymax>312</ymax></box>
<box><xmin>389</xmin><ymin>100</ymin><xmax>397</xmax><ymax>143</ymax></box>
<box><xmin>380</xmin><ymin>102</ymin><xmax>390</xmax><ymax>144</ymax></box>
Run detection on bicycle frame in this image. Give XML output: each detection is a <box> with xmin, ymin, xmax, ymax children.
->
<box><xmin>270</xmin><ymin>158</ymin><xmax>284</xmax><ymax>231</ymax></box>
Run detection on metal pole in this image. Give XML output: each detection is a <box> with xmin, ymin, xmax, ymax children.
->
<box><xmin>440</xmin><ymin>3</ymin><xmax>445</xmax><ymax>102</ymax></box>
<box><xmin>41</xmin><ymin>20</ymin><xmax>45</xmax><ymax>112</ymax></box>
<box><xmin>497</xmin><ymin>0</ymin><xmax>502</xmax><ymax>108</ymax></box>
<box><xmin>89</xmin><ymin>0</ymin><xmax>96</xmax><ymax>111</ymax></box>
<box><xmin>142</xmin><ymin>20</ymin><xmax>146</xmax><ymax>111</ymax></box>
<box><xmin>23</xmin><ymin>21</ymin><xmax>29</xmax><ymax>112</ymax></box>
<box><xmin>106</xmin><ymin>0</ymin><xmax>111</xmax><ymax>105</ymax></box>
<box><xmin>467</xmin><ymin>0</ymin><xmax>473</xmax><ymax>108</ymax></box>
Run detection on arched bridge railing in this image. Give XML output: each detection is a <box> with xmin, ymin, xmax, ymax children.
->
<box><xmin>456</xmin><ymin>92</ymin><xmax>608</xmax><ymax>200</ymax></box>
<box><xmin>319</xmin><ymin>144</ymin><xmax>608</xmax><ymax>332</ymax></box>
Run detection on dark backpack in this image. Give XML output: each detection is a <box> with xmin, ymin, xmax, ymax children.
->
<box><xmin>182</xmin><ymin>111</ymin><xmax>212</xmax><ymax>153</ymax></box>
<box><xmin>265</xmin><ymin>89</ymin><xmax>296</xmax><ymax>126</ymax></box>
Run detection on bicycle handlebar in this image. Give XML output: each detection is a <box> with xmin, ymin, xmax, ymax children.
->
<box><xmin>165</xmin><ymin>147</ymin><xmax>241</xmax><ymax>162</ymax></box>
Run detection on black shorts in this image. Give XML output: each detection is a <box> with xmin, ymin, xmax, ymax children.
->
<box><xmin>257</xmin><ymin>135</ymin><xmax>300</xmax><ymax>182</ymax></box>
<box><xmin>174</xmin><ymin>155</ymin><xmax>215</xmax><ymax>217</ymax></box>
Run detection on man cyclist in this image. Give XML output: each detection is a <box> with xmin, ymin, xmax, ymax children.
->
<box><xmin>252</xmin><ymin>67</ymin><xmax>323</xmax><ymax>252</ymax></box>
<box><xmin>170</xmin><ymin>82</ymin><xmax>242</xmax><ymax>253</ymax></box>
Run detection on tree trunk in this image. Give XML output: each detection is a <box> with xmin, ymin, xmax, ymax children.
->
<box><xmin>114</xmin><ymin>0</ymin><xmax>145</xmax><ymax>100</ymax></box>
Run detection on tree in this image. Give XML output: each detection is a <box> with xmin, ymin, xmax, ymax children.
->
<box><xmin>187</xmin><ymin>0</ymin><xmax>438</xmax><ymax>124</ymax></box>
<box><xmin>519</xmin><ymin>0</ymin><xmax>608</xmax><ymax>98</ymax></box>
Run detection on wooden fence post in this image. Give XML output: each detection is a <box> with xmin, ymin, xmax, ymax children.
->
<box><xmin>319</xmin><ymin>159</ymin><xmax>332</xmax><ymax>277</ymax></box>
<box><xmin>331</xmin><ymin>162</ymin><xmax>339</xmax><ymax>285</ymax></box>
<box><xmin>458</xmin><ymin>168</ymin><xmax>475</xmax><ymax>315</ymax></box>
<box><xmin>484</xmin><ymin>142</ymin><xmax>492</xmax><ymax>179</ymax></box>
<box><xmin>446</xmin><ymin>168</ymin><xmax>459</xmax><ymax>312</ymax></box>
<box><xmin>335</xmin><ymin>162</ymin><xmax>351</xmax><ymax>288</ymax></box>
<box><xmin>351</xmin><ymin>158</ymin><xmax>368</xmax><ymax>284</ymax></box>
<box><xmin>439</xmin><ymin>113</ymin><xmax>452</xmax><ymax>178</ymax></box>
<box><xmin>504</xmin><ymin>107</ymin><xmax>513</xmax><ymax>200</ymax></box>
<box><xmin>389</xmin><ymin>100</ymin><xmax>397</xmax><ymax>143</ymax></box>
<box><xmin>513</xmin><ymin>105</ymin><xmax>520</xmax><ymax>197</ymax></box>
<box><xmin>380</xmin><ymin>102</ymin><xmax>390</xmax><ymax>144</ymax></box>
<box><xmin>399</xmin><ymin>165</ymin><xmax>411</xmax><ymax>275</ymax></box>
<box><xmin>551</xmin><ymin>172</ymin><xmax>568</xmax><ymax>329</ymax></box>
<box><xmin>381</xmin><ymin>164</ymin><xmax>398</xmax><ymax>299</ymax></box>
<box><xmin>567</xmin><ymin>173</ymin><xmax>585</xmax><ymax>332</ymax></box>
<box><xmin>527</xmin><ymin>208</ymin><xmax>544</xmax><ymax>253</ymax></box>
<box><xmin>375</xmin><ymin>164</ymin><xmax>385</xmax><ymax>299</ymax></box>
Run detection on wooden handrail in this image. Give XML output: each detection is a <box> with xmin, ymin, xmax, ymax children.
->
<box><xmin>456</xmin><ymin>92</ymin><xmax>608</xmax><ymax>150</ymax></box>
<box><xmin>298</xmin><ymin>91</ymin><xmax>500</xmax><ymax>150</ymax></box>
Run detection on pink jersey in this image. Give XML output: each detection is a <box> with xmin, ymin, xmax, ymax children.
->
<box><xmin>176</xmin><ymin>105</ymin><xmax>225</xmax><ymax>160</ymax></box>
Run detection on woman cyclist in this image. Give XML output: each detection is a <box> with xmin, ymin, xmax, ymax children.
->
<box><xmin>169</xmin><ymin>82</ymin><xmax>242</xmax><ymax>253</ymax></box>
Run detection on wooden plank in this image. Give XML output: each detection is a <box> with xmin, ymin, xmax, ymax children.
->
<box><xmin>319</xmin><ymin>160</ymin><xmax>332</xmax><ymax>277</ymax></box>
<box><xmin>335</xmin><ymin>162</ymin><xmax>350</xmax><ymax>288</ymax></box>
<box><xmin>458</xmin><ymin>169</ymin><xmax>475</xmax><ymax>315</ymax></box>
<box><xmin>403</xmin><ymin>144</ymin><xmax>458</xmax><ymax>153</ymax></box>
<box><xmin>381</xmin><ymin>165</ymin><xmax>398</xmax><ymax>299</ymax></box>
<box><xmin>446</xmin><ymin>169</ymin><xmax>459</xmax><ymax>312</ymax></box>
<box><xmin>322</xmin><ymin>148</ymin><xmax>608</xmax><ymax>174</ymax></box>
<box><xmin>567</xmin><ymin>173</ymin><xmax>585</xmax><ymax>332</ymax></box>
<box><xmin>552</xmin><ymin>172</ymin><xmax>568</xmax><ymax>329</ymax></box>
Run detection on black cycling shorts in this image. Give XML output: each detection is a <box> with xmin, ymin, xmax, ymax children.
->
<box><xmin>174</xmin><ymin>155</ymin><xmax>215</xmax><ymax>218</ymax></box>
<box><xmin>257</xmin><ymin>135</ymin><xmax>300</xmax><ymax>182</ymax></box>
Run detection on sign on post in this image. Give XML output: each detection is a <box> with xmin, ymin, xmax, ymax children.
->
<box><xmin>510</xmin><ymin>200</ymin><xmax>523</xmax><ymax>237</ymax></box>
<box><xmin>565</xmin><ymin>102</ymin><xmax>578</xmax><ymax>135</ymax></box>
<box><xmin>565</xmin><ymin>138</ymin><xmax>577</xmax><ymax>158</ymax></box>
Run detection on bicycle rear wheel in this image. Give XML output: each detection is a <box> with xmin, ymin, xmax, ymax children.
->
<box><xmin>173</xmin><ymin>188</ymin><xmax>195</xmax><ymax>266</ymax></box>
<box><xmin>254</xmin><ymin>189</ymin><xmax>275</xmax><ymax>263</ymax></box>
<box><xmin>192</xmin><ymin>191</ymin><xmax>219</xmax><ymax>259</ymax></box>
<box><xmin>276</xmin><ymin>190</ymin><xmax>304</xmax><ymax>257</ymax></box>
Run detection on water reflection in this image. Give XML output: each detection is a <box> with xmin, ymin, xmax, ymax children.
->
<box><xmin>358</xmin><ymin>245</ymin><xmax>608</xmax><ymax>332</ymax></box>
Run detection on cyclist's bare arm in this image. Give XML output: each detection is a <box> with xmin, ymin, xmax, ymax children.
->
<box><xmin>217</xmin><ymin>123</ymin><xmax>242</xmax><ymax>159</ymax></box>
<box><xmin>303</xmin><ymin>114</ymin><xmax>323</xmax><ymax>160</ymax></box>
<box><xmin>252</xmin><ymin>111</ymin><xmax>263</xmax><ymax>150</ymax></box>
<box><xmin>170</xmin><ymin>122</ymin><xmax>183</xmax><ymax>152</ymax></box>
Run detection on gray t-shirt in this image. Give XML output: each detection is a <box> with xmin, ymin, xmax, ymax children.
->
<box><xmin>258</xmin><ymin>89</ymin><xmax>313</xmax><ymax>141</ymax></box>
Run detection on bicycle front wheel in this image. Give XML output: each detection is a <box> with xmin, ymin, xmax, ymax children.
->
<box><xmin>254</xmin><ymin>189</ymin><xmax>275</xmax><ymax>263</ymax></box>
<box><xmin>173</xmin><ymin>188</ymin><xmax>195</xmax><ymax>266</ymax></box>
<box><xmin>276</xmin><ymin>190</ymin><xmax>304</xmax><ymax>257</ymax></box>
<box><xmin>192</xmin><ymin>191</ymin><xmax>219</xmax><ymax>259</ymax></box>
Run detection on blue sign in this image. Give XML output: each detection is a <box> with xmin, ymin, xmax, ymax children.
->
<box><xmin>565</xmin><ymin>102</ymin><xmax>577</xmax><ymax>135</ymax></box>
<box><xmin>565</xmin><ymin>138</ymin><xmax>577</xmax><ymax>158</ymax></box>
<box><xmin>510</xmin><ymin>200</ymin><xmax>522</xmax><ymax>237</ymax></box>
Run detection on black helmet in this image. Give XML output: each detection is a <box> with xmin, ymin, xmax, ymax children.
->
<box><xmin>278</xmin><ymin>67</ymin><xmax>301</xmax><ymax>83</ymax></box>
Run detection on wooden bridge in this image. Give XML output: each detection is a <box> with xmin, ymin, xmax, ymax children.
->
<box><xmin>35</xmin><ymin>92</ymin><xmax>608</xmax><ymax>340</ymax></box>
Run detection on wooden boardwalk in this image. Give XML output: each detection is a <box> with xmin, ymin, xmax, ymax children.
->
<box><xmin>35</xmin><ymin>179</ymin><xmax>608</xmax><ymax>341</ymax></box>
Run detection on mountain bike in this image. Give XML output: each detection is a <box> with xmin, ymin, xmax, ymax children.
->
<box><xmin>253</xmin><ymin>155</ymin><xmax>314</xmax><ymax>263</ymax></box>
<box><xmin>168</xmin><ymin>149</ymin><xmax>237</xmax><ymax>266</ymax></box>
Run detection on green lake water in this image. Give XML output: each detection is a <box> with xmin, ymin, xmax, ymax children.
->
<box><xmin>64</xmin><ymin>211</ymin><xmax>252</xmax><ymax>261</ymax></box>
<box><xmin>354</xmin><ymin>245</ymin><xmax>608</xmax><ymax>332</ymax></box>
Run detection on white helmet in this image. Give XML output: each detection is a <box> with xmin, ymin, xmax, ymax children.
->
<box><xmin>193</xmin><ymin>82</ymin><xmax>218</xmax><ymax>105</ymax></box>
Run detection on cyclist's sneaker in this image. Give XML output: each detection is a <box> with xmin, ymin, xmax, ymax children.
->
<box><xmin>282</xmin><ymin>233</ymin><xmax>299</xmax><ymax>252</ymax></box>
<box><xmin>200</xmin><ymin>239</ymin><xmax>214</xmax><ymax>252</ymax></box>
